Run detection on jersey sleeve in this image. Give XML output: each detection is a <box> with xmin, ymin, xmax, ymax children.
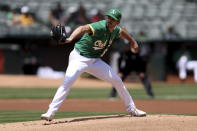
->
<box><xmin>88</xmin><ymin>24</ymin><xmax>95</xmax><ymax>36</ymax></box>
<box><xmin>88</xmin><ymin>21</ymin><xmax>104</xmax><ymax>37</ymax></box>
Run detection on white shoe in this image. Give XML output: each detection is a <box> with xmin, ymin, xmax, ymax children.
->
<box><xmin>130</xmin><ymin>108</ymin><xmax>146</xmax><ymax>117</ymax></box>
<box><xmin>41</xmin><ymin>112</ymin><xmax>54</xmax><ymax>121</ymax></box>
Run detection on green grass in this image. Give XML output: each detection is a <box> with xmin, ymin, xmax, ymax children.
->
<box><xmin>0</xmin><ymin>110</ymin><xmax>122</xmax><ymax>124</ymax></box>
<box><xmin>129</xmin><ymin>83</ymin><xmax>197</xmax><ymax>100</ymax></box>
<box><xmin>0</xmin><ymin>88</ymin><xmax>57</xmax><ymax>99</ymax></box>
<box><xmin>0</xmin><ymin>88</ymin><xmax>111</xmax><ymax>99</ymax></box>
<box><xmin>0</xmin><ymin>83</ymin><xmax>197</xmax><ymax>100</ymax></box>
<box><xmin>151</xmin><ymin>84</ymin><xmax>197</xmax><ymax>100</ymax></box>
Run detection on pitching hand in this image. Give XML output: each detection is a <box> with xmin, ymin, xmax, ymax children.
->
<box><xmin>131</xmin><ymin>47</ymin><xmax>138</xmax><ymax>53</ymax></box>
<box><xmin>131</xmin><ymin>43</ymin><xmax>138</xmax><ymax>53</ymax></box>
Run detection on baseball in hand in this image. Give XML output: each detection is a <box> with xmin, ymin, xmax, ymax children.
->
<box><xmin>131</xmin><ymin>48</ymin><xmax>135</xmax><ymax>53</ymax></box>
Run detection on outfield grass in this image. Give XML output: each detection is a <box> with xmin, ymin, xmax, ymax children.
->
<box><xmin>0</xmin><ymin>110</ymin><xmax>122</xmax><ymax>124</ymax></box>
<box><xmin>0</xmin><ymin>83</ymin><xmax>197</xmax><ymax>100</ymax></box>
<box><xmin>130</xmin><ymin>83</ymin><xmax>197</xmax><ymax>100</ymax></box>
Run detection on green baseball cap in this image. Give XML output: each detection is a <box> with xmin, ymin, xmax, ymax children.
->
<box><xmin>106</xmin><ymin>8</ymin><xmax>122</xmax><ymax>21</ymax></box>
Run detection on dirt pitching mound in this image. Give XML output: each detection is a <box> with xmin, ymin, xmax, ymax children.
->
<box><xmin>1</xmin><ymin>115</ymin><xmax>197</xmax><ymax>131</ymax></box>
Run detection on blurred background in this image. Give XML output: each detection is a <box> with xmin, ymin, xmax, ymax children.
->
<box><xmin>0</xmin><ymin>0</ymin><xmax>197</xmax><ymax>82</ymax></box>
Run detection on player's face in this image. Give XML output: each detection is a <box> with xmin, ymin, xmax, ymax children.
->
<box><xmin>106</xmin><ymin>16</ymin><xmax>120</xmax><ymax>29</ymax></box>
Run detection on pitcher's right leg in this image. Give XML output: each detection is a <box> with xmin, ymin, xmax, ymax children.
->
<box><xmin>41</xmin><ymin>60</ymin><xmax>86</xmax><ymax>121</ymax></box>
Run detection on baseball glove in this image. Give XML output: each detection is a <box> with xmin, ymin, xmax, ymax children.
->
<box><xmin>50</xmin><ymin>25</ymin><xmax>67</xmax><ymax>43</ymax></box>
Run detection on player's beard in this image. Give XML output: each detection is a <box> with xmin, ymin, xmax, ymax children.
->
<box><xmin>106</xmin><ymin>19</ymin><xmax>120</xmax><ymax>31</ymax></box>
<box><xmin>106</xmin><ymin>21</ymin><xmax>116</xmax><ymax>32</ymax></box>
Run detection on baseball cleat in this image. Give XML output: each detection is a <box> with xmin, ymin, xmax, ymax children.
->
<box><xmin>41</xmin><ymin>113</ymin><xmax>54</xmax><ymax>121</ymax></box>
<box><xmin>130</xmin><ymin>108</ymin><xmax>146</xmax><ymax>117</ymax></box>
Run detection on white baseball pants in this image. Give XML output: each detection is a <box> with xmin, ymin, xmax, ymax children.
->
<box><xmin>47</xmin><ymin>48</ymin><xmax>136</xmax><ymax>115</ymax></box>
<box><xmin>187</xmin><ymin>61</ymin><xmax>197</xmax><ymax>83</ymax></box>
<box><xmin>177</xmin><ymin>55</ymin><xmax>188</xmax><ymax>80</ymax></box>
<box><xmin>177</xmin><ymin>55</ymin><xmax>197</xmax><ymax>83</ymax></box>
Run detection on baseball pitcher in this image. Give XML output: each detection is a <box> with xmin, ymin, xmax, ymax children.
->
<box><xmin>41</xmin><ymin>8</ymin><xmax>146</xmax><ymax>121</ymax></box>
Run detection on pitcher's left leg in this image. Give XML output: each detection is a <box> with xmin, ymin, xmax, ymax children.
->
<box><xmin>87</xmin><ymin>59</ymin><xmax>136</xmax><ymax>112</ymax></box>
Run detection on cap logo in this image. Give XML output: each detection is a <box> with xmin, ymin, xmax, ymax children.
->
<box><xmin>112</xmin><ymin>10</ymin><xmax>116</xmax><ymax>14</ymax></box>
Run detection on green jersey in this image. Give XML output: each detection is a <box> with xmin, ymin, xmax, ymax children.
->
<box><xmin>74</xmin><ymin>20</ymin><xmax>121</xmax><ymax>58</ymax></box>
